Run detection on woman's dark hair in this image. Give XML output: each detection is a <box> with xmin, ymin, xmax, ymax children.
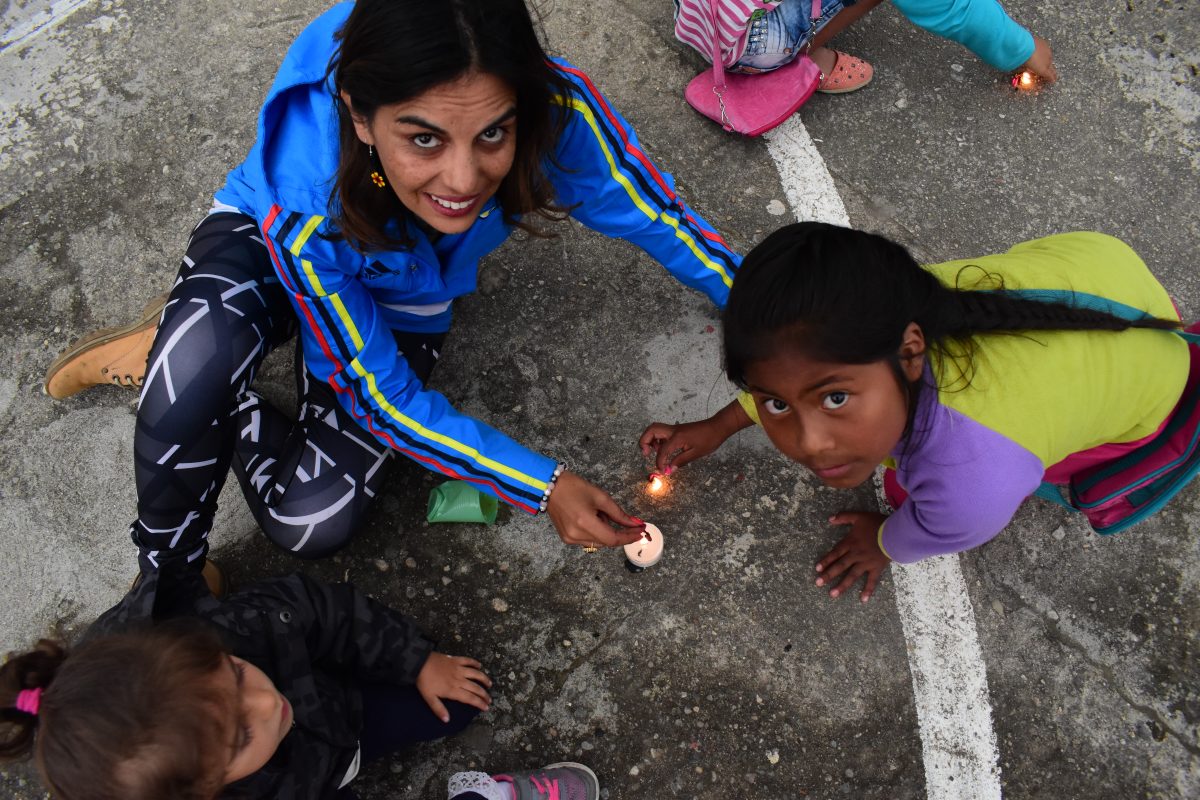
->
<box><xmin>723</xmin><ymin>223</ymin><xmax>1180</xmax><ymax>439</ymax></box>
<box><xmin>1</xmin><ymin>624</ymin><xmax>234</xmax><ymax>800</ymax></box>
<box><xmin>328</xmin><ymin>0</ymin><xmax>575</xmax><ymax>251</ymax></box>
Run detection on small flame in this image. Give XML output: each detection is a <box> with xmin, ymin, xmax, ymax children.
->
<box><xmin>1012</xmin><ymin>71</ymin><xmax>1035</xmax><ymax>90</ymax></box>
<box><xmin>647</xmin><ymin>473</ymin><xmax>666</xmax><ymax>495</ymax></box>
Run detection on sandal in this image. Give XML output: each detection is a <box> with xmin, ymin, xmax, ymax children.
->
<box><xmin>817</xmin><ymin>50</ymin><xmax>874</xmax><ymax>94</ymax></box>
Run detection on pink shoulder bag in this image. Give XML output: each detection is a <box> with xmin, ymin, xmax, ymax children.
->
<box><xmin>678</xmin><ymin>0</ymin><xmax>822</xmax><ymax>136</ymax></box>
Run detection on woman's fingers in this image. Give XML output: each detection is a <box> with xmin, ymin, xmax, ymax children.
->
<box><xmin>593</xmin><ymin>492</ymin><xmax>642</xmax><ymax>530</ymax></box>
<box><xmin>548</xmin><ymin>472</ymin><xmax>645</xmax><ymax>548</ymax></box>
<box><xmin>577</xmin><ymin>514</ymin><xmax>643</xmax><ymax>548</ymax></box>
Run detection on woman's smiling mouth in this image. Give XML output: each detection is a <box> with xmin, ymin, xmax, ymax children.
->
<box><xmin>426</xmin><ymin>193</ymin><xmax>478</xmax><ymax>216</ymax></box>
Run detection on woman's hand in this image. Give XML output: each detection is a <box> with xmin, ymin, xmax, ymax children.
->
<box><xmin>639</xmin><ymin>400</ymin><xmax>752</xmax><ymax>474</ymax></box>
<box><xmin>416</xmin><ymin>652</ymin><xmax>492</xmax><ymax>723</ymax></box>
<box><xmin>546</xmin><ymin>471</ymin><xmax>645</xmax><ymax>549</ymax></box>
<box><xmin>1021</xmin><ymin>34</ymin><xmax>1057</xmax><ymax>83</ymax></box>
<box><xmin>815</xmin><ymin>511</ymin><xmax>891</xmax><ymax>603</ymax></box>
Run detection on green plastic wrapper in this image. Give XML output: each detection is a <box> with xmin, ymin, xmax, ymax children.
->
<box><xmin>426</xmin><ymin>480</ymin><xmax>498</xmax><ymax>524</ymax></box>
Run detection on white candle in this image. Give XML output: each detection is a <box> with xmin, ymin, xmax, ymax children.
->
<box><xmin>624</xmin><ymin>523</ymin><xmax>663</xmax><ymax>571</ymax></box>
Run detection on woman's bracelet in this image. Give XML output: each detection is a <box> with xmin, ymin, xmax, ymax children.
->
<box><xmin>538</xmin><ymin>463</ymin><xmax>566</xmax><ymax>513</ymax></box>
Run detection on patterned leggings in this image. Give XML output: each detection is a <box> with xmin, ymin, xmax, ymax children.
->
<box><xmin>130</xmin><ymin>212</ymin><xmax>444</xmax><ymax>570</ymax></box>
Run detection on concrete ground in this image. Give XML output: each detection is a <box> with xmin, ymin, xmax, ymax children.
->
<box><xmin>1</xmin><ymin>1</ymin><xmax>1197</xmax><ymax>799</ymax></box>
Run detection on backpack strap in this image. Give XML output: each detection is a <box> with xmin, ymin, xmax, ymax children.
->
<box><xmin>1007</xmin><ymin>287</ymin><xmax>1199</xmax><ymax>525</ymax></box>
<box><xmin>1033</xmin><ymin>481</ymin><xmax>1076</xmax><ymax>509</ymax></box>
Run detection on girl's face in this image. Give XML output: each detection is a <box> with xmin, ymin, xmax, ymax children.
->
<box><xmin>742</xmin><ymin>325</ymin><xmax>925</xmax><ymax>489</ymax></box>
<box><xmin>343</xmin><ymin>71</ymin><xmax>518</xmax><ymax>235</ymax></box>
<box><xmin>218</xmin><ymin>655</ymin><xmax>294</xmax><ymax>784</ymax></box>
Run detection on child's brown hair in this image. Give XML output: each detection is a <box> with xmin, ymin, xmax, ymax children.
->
<box><xmin>1</xmin><ymin>622</ymin><xmax>236</xmax><ymax>800</ymax></box>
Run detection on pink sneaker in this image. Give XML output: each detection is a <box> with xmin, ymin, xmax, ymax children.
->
<box><xmin>449</xmin><ymin>762</ymin><xmax>599</xmax><ymax>800</ymax></box>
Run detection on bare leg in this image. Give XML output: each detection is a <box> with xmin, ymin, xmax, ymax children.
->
<box><xmin>808</xmin><ymin>0</ymin><xmax>884</xmax><ymax>75</ymax></box>
<box><xmin>811</xmin><ymin>0</ymin><xmax>884</xmax><ymax>50</ymax></box>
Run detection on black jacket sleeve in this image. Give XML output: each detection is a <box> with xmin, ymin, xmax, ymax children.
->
<box><xmin>235</xmin><ymin>572</ymin><xmax>435</xmax><ymax>685</ymax></box>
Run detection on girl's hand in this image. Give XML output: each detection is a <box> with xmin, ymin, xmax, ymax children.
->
<box><xmin>1022</xmin><ymin>34</ymin><xmax>1057</xmax><ymax>83</ymax></box>
<box><xmin>639</xmin><ymin>400</ymin><xmax>752</xmax><ymax>474</ymax></box>
<box><xmin>416</xmin><ymin>652</ymin><xmax>493</xmax><ymax>723</ymax></box>
<box><xmin>815</xmin><ymin>511</ymin><xmax>891</xmax><ymax>603</ymax></box>
<box><xmin>546</xmin><ymin>471</ymin><xmax>646</xmax><ymax>549</ymax></box>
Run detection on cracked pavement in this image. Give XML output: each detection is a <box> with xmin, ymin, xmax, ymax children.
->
<box><xmin>1</xmin><ymin>1</ymin><xmax>1197</xmax><ymax>798</ymax></box>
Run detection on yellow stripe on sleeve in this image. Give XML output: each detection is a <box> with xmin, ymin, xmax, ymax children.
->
<box><xmin>287</xmin><ymin>215</ymin><xmax>367</xmax><ymax>352</ymax></box>
<box><xmin>300</xmin><ymin>259</ymin><xmax>327</xmax><ymax>295</ymax></box>
<box><xmin>286</xmin><ymin>213</ymin><xmax>543</xmax><ymax>490</ymax></box>
<box><xmin>330</xmin><ymin>293</ymin><xmax>365</xmax><ymax>351</ymax></box>
<box><xmin>289</xmin><ymin>215</ymin><xmax>324</xmax><ymax>257</ymax></box>
<box><xmin>557</xmin><ymin>96</ymin><xmax>733</xmax><ymax>289</ymax></box>
<box><xmin>349</xmin><ymin>360</ymin><xmax>549</xmax><ymax>492</ymax></box>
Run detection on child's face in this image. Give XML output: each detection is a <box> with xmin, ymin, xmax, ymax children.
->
<box><xmin>743</xmin><ymin>331</ymin><xmax>923</xmax><ymax>489</ymax></box>
<box><xmin>215</xmin><ymin>655</ymin><xmax>294</xmax><ymax>784</ymax></box>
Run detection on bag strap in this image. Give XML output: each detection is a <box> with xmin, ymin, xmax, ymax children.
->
<box><xmin>700</xmin><ymin>0</ymin><xmax>825</xmax><ymax>130</ymax></box>
<box><xmin>701</xmin><ymin>0</ymin><xmax>733</xmax><ymax>130</ymax></box>
<box><xmin>705</xmin><ymin>0</ymin><xmax>728</xmax><ymax>89</ymax></box>
<box><xmin>994</xmin><ymin>288</ymin><xmax>1200</xmax><ymax>345</ymax></box>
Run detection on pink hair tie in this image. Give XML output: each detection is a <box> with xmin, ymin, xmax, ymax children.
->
<box><xmin>15</xmin><ymin>687</ymin><xmax>42</xmax><ymax>716</ymax></box>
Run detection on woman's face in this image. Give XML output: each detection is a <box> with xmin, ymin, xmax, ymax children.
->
<box><xmin>344</xmin><ymin>71</ymin><xmax>518</xmax><ymax>235</ymax></box>
<box><xmin>217</xmin><ymin>655</ymin><xmax>293</xmax><ymax>784</ymax></box>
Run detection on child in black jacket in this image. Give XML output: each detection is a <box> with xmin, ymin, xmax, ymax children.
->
<box><xmin>0</xmin><ymin>565</ymin><xmax>490</xmax><ymax>800</ymax></box>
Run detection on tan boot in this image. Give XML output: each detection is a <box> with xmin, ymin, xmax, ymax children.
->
<box><xmin>201</xmin><ymin>560</ymin><xmax>230</xmax><ymax>600</ymax></box>
<box><xmin>43</xmin><ymin>294</ymin><xmax>168</xmax><ymax>399</ymax></box>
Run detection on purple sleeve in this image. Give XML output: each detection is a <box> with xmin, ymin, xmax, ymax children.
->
<box><xmin>880</xmin><ymin>408</ymin><xmax>1045</xmax><ymax>563</ymax></box>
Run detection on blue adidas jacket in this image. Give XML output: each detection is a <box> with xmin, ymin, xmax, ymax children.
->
<box><xmin>214</xmin><ymin>2</ymin><xmax>740</xmax><ymax>514</ymax></box>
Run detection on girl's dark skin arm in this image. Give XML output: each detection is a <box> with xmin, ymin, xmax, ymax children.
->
<box><xmin>642</xmin><ymin>402</ymin><xmax>893</xmax><ymax>603</ymax></box>
<box><xmin>639</xmin><ymin>399</ymin><xmax>755</xmax><ymax>474</ymax></box>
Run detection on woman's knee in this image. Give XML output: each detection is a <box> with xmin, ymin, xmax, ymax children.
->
<box><xmin>256</xmin><ymin>499</ymin><xmax>370</xmax><ymax>559</ymax></box>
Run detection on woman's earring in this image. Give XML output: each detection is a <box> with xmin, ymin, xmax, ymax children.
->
<box><xmin>368</xmin><ymin>145</ymin><xmax>386</xmax><ymax>189</ymax></box>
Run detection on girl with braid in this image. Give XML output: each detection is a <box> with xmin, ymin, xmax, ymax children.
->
<box><xmin>640</xmin><ymin>223</ymin><xmax>1190</xmax><ymax>602</ymax></box>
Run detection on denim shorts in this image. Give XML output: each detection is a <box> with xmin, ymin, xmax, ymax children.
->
<box><xmin>734</xmin><ymin>0</ymin><xmax>856</xmax><ymax>73</ymax></box>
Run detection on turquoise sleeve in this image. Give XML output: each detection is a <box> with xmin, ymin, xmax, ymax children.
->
<box><xmin>891</xmin><ymin>0</ymin><xmax>1036</xmax><ymax>71</ymax></box>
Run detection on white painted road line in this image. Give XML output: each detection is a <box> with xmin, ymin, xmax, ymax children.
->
<box><xmin>763</xmin><ymin>115</ymin><xmax>1003</xmax><ymax>800</ymax></box>
<box><xmin>1</xmin><ymin>0</ymin><xmax>92</xmax><ymax>52</ymax></box>
<box><xmin>763</xmin><ymin>116</ymin><xmax>852</xmax><ymax>226</ymax></box>
<box><xmin>893</xmin><ymin>556</ymin><xmax>1004</xmax><ymax>799</ymax></box>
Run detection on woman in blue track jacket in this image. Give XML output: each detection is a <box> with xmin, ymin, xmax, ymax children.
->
<box><xmin>44</xmin><ymin>0</ymin><xmax>740</xmax><ymax>568</ymax></box>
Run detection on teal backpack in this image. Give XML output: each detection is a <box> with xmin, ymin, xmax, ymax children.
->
<box><xmin>1001</xmin><ymin>289</ymin><xmax>1200</xmax><ymax>534</ymax></box>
